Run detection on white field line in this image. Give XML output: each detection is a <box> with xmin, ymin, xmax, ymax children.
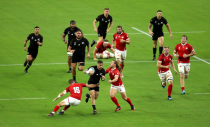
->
<box><xmin>194</xmin><ymin>93</ymin><xmax>210</xmax><ymax>95</ymax></box>
<box><xmin>83</xmin><ymin>31</ymin><xmax>205</xmax><ymax>35</ymax></box>
<box><xmin>0</xmin><ymin>97</ymin><xmax>46</xmax><ymax>100</ymax></box>
<box><xmin>131</xmin><ymin>27</ymin><xmax>209</xmax><ymax>65</ymax></box>
<box><xmin>0</xmin><ymin>60</ymin><xmax>210</xmax><ymax>67</ymax></box>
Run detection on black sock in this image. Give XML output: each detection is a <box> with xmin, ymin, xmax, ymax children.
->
<box><xmin>25</xmin><ymin>61</ymin><xmax>32</xmax><ymax>71</ymax></box>
<box><xmin>153</xmin><ymin>48</ymin><xmax>157</xmax><ymax>57</ymax></box>
<box><xmin>168</xmin><ymin>96</ymin><xmax>171</xmax><ymax>98</ymax></box>
<box><xmin>159</xmin><ymin>47</ymin><xmax>163</xmax><ymax>56</ymax></box>
<box><xmin>73</xmin><ymin>76</ymin><xmax>76</xmax><ymax>81</ymax></box>
<box><xmin>92</xmin><ymin>105</ymin><xmax>96</xmax><ymax>110</ymax></box>
<box><xmin>69</xmin><ymin>67</ymin><xmax>71</xmax><ymax>70</ymax></box>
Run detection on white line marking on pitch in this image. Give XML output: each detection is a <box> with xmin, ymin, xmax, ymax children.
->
<box><xmin>0</xmin><ymin>97</ymin><xmax>46</xmax><ymax>100</ymax></box>
<box><xmin>0</xmin><ymin>60</ymin><xmax>209</xmax><ymax>66</ymax></box>
<box><xmin>131</xmin><ymin>27</ymin><xmax>209</xmax><ymax>65</ymax></box>
<box><xmin>194</xmin><ymin>93</ymin><xmax>210</xmax><ymax>95</ymax></box>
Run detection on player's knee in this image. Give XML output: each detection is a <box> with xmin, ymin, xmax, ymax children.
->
<box><xmin>185</xmin><ymin>73</ymin><xmax>189</xmax><ymax>79</ymax></box>
<box><xmin>109</xmin><ymin>53</ymin><xmax>115</xmax><ymax>58</ymax></box>
<box><xmin>102</xmin><ymin>54</ymin><xmax>108</xmax><ymax>59</ymax></box>
<box><xmin>180</xmin><ymin>73</ymin><xmax>184</xmax><ymax>79</ymax></box>
<box><xmin>122</xmin><ymin>96</ymin><xmax>127</xmax><ymax>100</ymax></box>
<box><xmin>110</xmin><ymin>94</ymin><xmax>115</xmax><ymax>98</ymax></box>
<box><xmin>168</xmin><ymin>80</ymin><xmax>173</xmax><ymax>85</ymax></box>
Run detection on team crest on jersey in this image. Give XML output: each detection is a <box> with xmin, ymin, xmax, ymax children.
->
<box><xmin>186</xmin><ymin>48</ymin><xmax>188</xmax><ymax>50</ymax></box>
<box><xmin>78</xmin><ymin>44</ymin><xmax>80</xmax><ymax>46</ymax></box>
<box><xmin>108</xmin><ymin>19</ymin><xmax>110</xmax><ymax>22</ymax></box>
<box><xmin>155</xmin><ymin>21</ymin><xmax>157</xmax><ymax>23</ymax></box>
<box><xmin>82</xmin><ymin>42</ymin><xmax>84</xmax><ymax>44</ymax></box>
<box><xmin>37</xmin><ymin>38</ymin><xmax>40</xmax><ymax>41</ymax></box>
<box><xmin>74</xmin><ymin>42</ymin><xmax>76</xmax><ymax>45</ymax></box>
<box><xmin>161</xmin><ymin>22</ymin><xmax>163</xmax><ymax>24</ymax></box>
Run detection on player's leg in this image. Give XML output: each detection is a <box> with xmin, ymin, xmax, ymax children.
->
<box><xmin>71</xmin><ymin>62</ymin><xmax>77</xmax><ymax>82</ymax></box>
<box><xmin>78</xmin><ymin>62</ymin><xmax>84</xmax><ymax>71</ymax></box>
<box><xmin>178</xmin><ymin>63</ymin><xmax>185</xmax><ymax>94</ymax></box>
<box><xmin>67</xmin><ymin>55</ymin><xmax>72</xmax><ymax>73</ymax></box>
<box><xmin>89</xmin><ymin>89</ymin><xmax>97</xmax><ymax>113</ymax></box>
<box><xmin>110</xmin><ymin>86</ymin><xmax>121</xmax><ymax>111</ymax></box>
<box><xmin>158</xmin><ymin>36</ymin><xmax>164</xmax><ymax>56</ymax></box>
<box><xmin>106</xmin><ymin>51</ymin><xmax>115</xmax><ymax>58</ymax></box>
<box><xmin>184</xmin><ymin>63</ymin><xmax>191</xmax><ymax>79</ymax></box>
<box><xmin>158</xmin><ymin>72</ymin><xmax>167</xmax><ymax>88</ymax></box>
<box><xmin>115</xmin><ymin>50</ymin><xmax>121</xmax><ymax>63</ymax></box>
<box><xmin>91</xmin><ymin>29</ymin><xmax>104</xmax><ymax>47</ymax></box>
<box><xmin>166</xmin><ymin>72</ymin><xmax>173</xmax><ymax>100</ymax></box>
<box><xmin>152</xmin><ymin>34</ymin><xmax>158</xmax><ymax>60</ymax></box>
<box><xmin>47</xmin><ymin>100</ymin><xmax>67</xmax><ymax>116</ymax></box>
<box><xmin>119</xmin><ymin>85</ymin><xmax>135</xmax><ymax>110</ymax></box>
<box><xmin>120</xmin><ymin>50</ymin><xmax>126</xmax><ymax>77</ymax></box>
<box><xmin>25</xmin><ymin>54</ymin><xmax>36</xmax><ymax>74</ymax></box>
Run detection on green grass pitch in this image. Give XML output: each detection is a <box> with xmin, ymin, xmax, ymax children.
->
<box><xmin>0</xmin><ymin>0</ymin><xmax>210</xmax><ymax>127</ymax></box>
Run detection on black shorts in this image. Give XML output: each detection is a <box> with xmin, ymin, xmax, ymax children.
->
<box><xmin>88</xmin><ymin>87</ymin><xmax>99</xmax><ymax>92</ymax></box>
<box><xmin>71</xmin><ymin>56</ymin><xmax>85</xmax><ymax>64</ymax></box>
<box><xmin>98</xmin><ymin>28</ymin><xmax>107</xmax><ymax>39</ymax></box>
<box><xmin>152</xmin><ymin>32</ymin><xmax>164</xmax><ymax>41</ymax></box>
<box><xmin>27</xmin><ymin>49</ymin><xmax>38</xmax><ymax>58</ymax></box>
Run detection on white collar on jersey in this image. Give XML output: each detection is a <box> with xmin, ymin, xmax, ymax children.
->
<box><xmin>181</xmin><ymin>42</ymin><xmax>187</xmax><ymax>46</ymax></box>
<box><xmin>111</xmin><ymin>67</ymin><xmax>116</xmax><ymax>70</ymax></box>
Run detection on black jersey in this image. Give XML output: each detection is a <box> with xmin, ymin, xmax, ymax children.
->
<box><xmin>63</xmin><ymin>27</ymin><xmax>82</xmax><ymax>43</ymax></box>
<box><xmin>88</xmin><ymin>66</ymin><xmax>106</xmax><ymax>84</ymax></box>
<box><xmin>69</xmin><ymin>37</ymin><xmax>89</xmax><ymax>58</ymax></box>
<box><xmin>96</xmin><ymin>14</ymin><xmax>112</xmax><ymax>30</ymax></box>
<box><xmin>27</xmin><ymin>33</ymin><xmax>43</xmax><ymax>51</ymax></box>
<box><xmin>150</xmin><ymin>16</ymin><xmax>168</xmax><ymax>33</ymax></box>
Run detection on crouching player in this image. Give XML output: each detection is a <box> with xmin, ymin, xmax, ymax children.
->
<box><xmin>93</xmin><ymin>40</ymin><xmax>115</xmax><ymax>60</ymax></box>
<box><xmin>47</xmin><ymin>79</ymin><xmax>98</xmax><ymax>116</ymax></box>
<box><xmin>157</xmin><ymin>46</ymin><xmax>178</xmax><ymax>100</ymax></box>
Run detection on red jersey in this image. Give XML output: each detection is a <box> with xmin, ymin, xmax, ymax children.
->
<box><xmin>106</xmin><ymin>68</ymin><xmax>123</xmax><ymax>86</ymax></box>
<box><xmin>95</xmin><ymin>41</ymin><xmax>112</xmax><ymax>53</ymax></box>
<box><xmin>158</xmin><ymin>54</ymin><xmax>173</xmax><ymax>73</ymax></box>
<box><xmin>113</xmin><ymin>32</ymin><xmax>129</xmax><ymax>51</ymax></box>
<box><xmin>65</xmin><ymin>83</ymin><xmax>87</xmax><ymax>100</ymax></box>
<box><xmin>174</xmin><ymin>43</ymin><xmax>194</xmax><ymax>63</ymax></box>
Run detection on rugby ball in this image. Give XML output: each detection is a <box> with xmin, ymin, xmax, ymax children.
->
<box><xmin>88</xmin><ymin>67</ymin><xmax>95</xmax><ymax>76</ymax></box>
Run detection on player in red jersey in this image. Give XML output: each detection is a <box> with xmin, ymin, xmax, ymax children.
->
<box><xmin>106</xmin><ymin>60</ymin><xmax>135</xmax><ymax>112</ymax></box>
<box><xmin>93</xmin><ymin>40</ymin><xmax>115</xmax><ymax>60</ymax></box>
<box><xmin>157</xmin><ymin>46</ymin><xmax>178</xmax><ymax>100</ymax></box>
<box><xmin>112</xmin><ymin>26</ymin><xmax>130</xmax><ymax>77</ymax></box>
<box><xmin>47</xmin><ymin>79</ymin><xmax>98</xmax><ymax>116</ymax></box>
<box><xmin>173</xmin><ymin>35</ymin><xmax>196</xmax><ymax>94</ymax></box>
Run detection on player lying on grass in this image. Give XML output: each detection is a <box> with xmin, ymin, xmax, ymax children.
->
<box><xmin>47</xmin><ymin>79</ymin><xmax>98</xmax><ymax>116</ymax></box>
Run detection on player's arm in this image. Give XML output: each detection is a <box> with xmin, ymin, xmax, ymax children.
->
<box><xmin>68</xmin><ymin>46</ymin><xmax>75</xmax><ymax>54</ymax></box>
<box><xmin>173</xmin><ymin>50</ymin><xmax>179</xmax><ymax>58</ymax></box>
<box><xmin>87</xmin><ymin>41</ymin><xmax>91</xmax><ymax>58</ymax></box>
<box><xmin>62</xmin><ymin>34</ymin><xmax>67</xmax><ymax>44</ymax></box>
<box><xmin>148</xmin><ymin>23</ymin><xmax>154</xmax><ymax>36</ymax></box>
<box><xmin>93</xmin><ymin>19</ymin><xmax>98</xmax><ymax>32</ymax></box>
<box><xmin>24</xmin><ymin>38</ymin><xmax>29</xmax><ymax>51</ymax></box>
<box><xmin>112</xmin><ymin>38</ymin><xmax>115</xmax><ymax>48</ymax></box>
<box><xmin>110</xmin><ymin>48</ymin><xmax>115</xmax><ymax>53</ymax></box>
<box><xmin>53</xmin><ymin>90</ymin><xmax>67</xmax><ymax>101</ymax></box>
<box><xmin>183</xmin><ymin>50</ymin><xmax>196</xmax><ymax>58</ymax></box>
<box><xmin>120</xmin><ymin>39</ymin><xmax>130</xmax><ymax>45</ymax></box>
<box><xmin>165</xmin><ymin>23</ymin><xmax>173</xmax><ymax>39</ymax></box>
<box><xmin>93</xmin><ymin>48</ymin><xmax>98</xmax><ymax>60</ymax></box>
<box><xmin>157</xmin><ymin>61</ymin><xmax>170</xmax><ymax>68</ymax></box>
<box><xmin>108</xmin><ymin>75</ymin><xmax>119</xmax><ymax>83</ymax></box>
<box><xmin>170</xmin><ymin>60</ymin><xmax>178</xmax><ymax>74</ymax></box>
<box><xmin>106</xmin><ymin>22</ymin><xmax>113</xmax><ymax>33</ymax></box>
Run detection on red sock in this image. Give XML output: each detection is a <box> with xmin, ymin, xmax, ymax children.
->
<box><xmin>111</xmin><ymin>97</ymin><xmax>120</xmax><ymax>106</ymax></box>
<box><xmin>120</xmin><ymin>63</ymin><xmax>124</xmax><ymax>70</ymax></box>
<box><xmin>126</xmin><ymin>98</ymin><xmax>133</xmax><ymax>106</ymax></box>
<box><xmin>168</xmin><ymin>85</ymin><xmax>173</xmax><ymax>96</ymax></box>
<box><xmin>52</xmin><ymin>105</ymin><xmax>60</xmax><ymax>113</ymax></box>
<box><xmin>62</xmin><ymin>105</ymin><xmax>70</xmax><ymax>111</ymax></box>
<box><xmin>181</xmin><ymin>87</ymin><xmax>185</xmax><ymax>91</ymax></box>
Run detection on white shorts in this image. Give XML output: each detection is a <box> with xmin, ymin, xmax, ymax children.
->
<box><xmin>96</xmin><ymin>50</ymin><xmax>111</xmax><ymax>58</ymax></box>
<box><xmin>115</xmin><ymin>49</ymin><xmax>127</xmax><ymax>61</ymax></box>
<box><xmin>178</xmin><ymin>63</ymin><xmax>191</xmax><ymax>73</ymax></box>
<box><xmin>63</xmin><ymin>97</ymin><xmax>81</xmax><ymax>106</ymax></box>
<box><xmin>158</xmin><ymin>70</ymin><xmax>173</xmax><ymax>81</ymax></box>
<box><xmin>110</xmin><ymin>84</ymin><xmax>125</xmax><ymax>93</ymax></box>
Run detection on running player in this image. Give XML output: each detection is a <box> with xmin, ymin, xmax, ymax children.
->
<box><xmin>68</xmin><ymin>30</ymin><xmax>91</xmax><ymax>82</ymax></box>
<box><xmin>157</xmin><ymin>46</ymin><xmax>178</xmax><ymax>100</ymax></box>
<box><xmin>106</xmin><ymin>60</ymin><xmax>135</xmax><ymax>112</ymax></box>
<box><xmin>47</xmin><ymin>79</ymin><xmax>98</xmax><ymax>116</ymax></box>
<box><xmin>148</xmin><ymin>10</ymin><xmax>173</xmax><ymax>60</ymax></box>
<box><xmin>23</xmin><ymin>26</ymin><xmax>43</xmax><ymax>74</ymax></box>
<box><xmin>173</xmin><ymin>35</ymin><xmax>196</xmax><ymax>94</ymax></box>
<box><xmin>91</xmin><ymin>8</ymin><xmax>113</xmax><ymax>47</ymax></box>
<box><xmin>112</xmin><ymin>26</ymin><xmax>130</xmax><ymax>77</ymax></box>
<box><xmin>93</xmin><ymin>40</ymin><xmax>115</xmax><ymax>60</ymax></box>
<box><xmin>62</xmin><ymin>20</ymin><xmax>82</xmax><ymax>73</ymax></box>
<box><xmin>83</xmin><ymin>60</ymin><xmax>105</xmax><ymax>114</ymax></box>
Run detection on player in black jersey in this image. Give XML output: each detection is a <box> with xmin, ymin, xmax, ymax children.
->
<box><xmin>23</xmin><ymin>26</ymin><xmax>43</xmax><ymax>74</ymax></box>
<box><xmin>91</xmin><ymin>8</ymin><xmax>113</xmax><ymax>47</ymax></box>
<box><xmin>148</xmin><ymin>10</ymin><xmax>173</xmax><ymax>61</ymax></box>
<box><xmin>83</xmin><ymin>60</ymin><xmax>105</xmax><ymax>114</ymax></box>
<box><xmin>68</xmin><ymin>30</ymin><xmax>91</xmax><ymax>83</ymax></box>
<box><xmin>62</xmin><ymin>20</ymin><xmax>82</xmax><ymax>73</ymax></box>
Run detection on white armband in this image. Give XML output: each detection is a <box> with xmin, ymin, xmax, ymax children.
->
<box><xmin>62</xmin><ymin>90</ymin><xmax>67</xmax><ymax>94</ymax></box>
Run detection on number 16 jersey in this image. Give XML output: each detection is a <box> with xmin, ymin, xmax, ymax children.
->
<box><xmin>65</xmin><ymin>83</ymin><xmax>87</xmax><ymax>100</ymax></box>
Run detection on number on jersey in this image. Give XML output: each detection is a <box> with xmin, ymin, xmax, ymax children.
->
<box><xmin>73</xmin><ymin>87</ymin><xmax>80</xmax><ymax>93</ymax></box>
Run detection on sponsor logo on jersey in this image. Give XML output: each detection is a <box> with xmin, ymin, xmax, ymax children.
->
<box><xmin>105</xmin><ymin>21</ymin><xmax>107</xmax><ymax>22</ymax></box>
<box><xmin>31</xmin><ymin>37</ymin><xmax>34</xmax><ymax>39</ymax></box>
<box><xmin>82</xmin><ymin>42</ymin><xmax>84</xmax><ymax>44</ymax></box>
<box><xmin>102</xmin><ymin>18</ymin><xmax>104</xmax><ymax>21</ymax></box>
<box><xmin>78</xmin><ymin>44</ymin><xmax>80</xmax><ymax>46</ymax></box>
<box><xmin>100</xmin><ymin>73</ymin><xmax>102</xmax><ymax>75</ymax></box>
<box><xmin>38</xmin><ymin>38</ymin><xmax>40</xmax><ymax>41</ymax></box>
<box><xmin>74</xmin><ymin>42</ymin><xmax>76</xmax><ymax>45</ymax></box>
<box><xmin>68</xmin><ymin>31</ymin><xmax>70</xmax><ymax>34</ymax></box>
<box><xmin>155</xmin><ymin>21</ymin><xmax>157</xmax><ymax>23</ymax></box>
<box><xmin>161</xmin><ymin>22</ymin><xmax>163</xmax><ymax>24</ymax></box>
<box><xmin>108</xmin><ymin>19</ymin><xmax>110</xmax><ymax>22</ymax></box>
